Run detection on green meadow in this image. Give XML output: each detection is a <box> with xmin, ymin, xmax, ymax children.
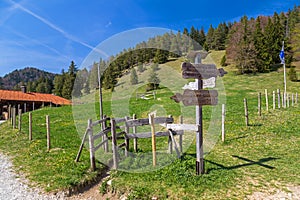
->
<box><xmin>0</xmin><ymin>51</ymin><xmax>299</xmax><ymax>199</ymax></box>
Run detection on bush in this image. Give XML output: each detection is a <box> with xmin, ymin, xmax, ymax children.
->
<box><xmin>146</xmin><ymin>83</ymin><xmax>159</xmax><ymax>91</ymax></box>
<box><xmin>220</xmin><ymin>55</ymin><xmax>227</xmax><ymax>67</ymax></box>
<box><xmin>288</xmin><ymin>66</ymin><xmax>298</xmax><ymax>82</ymax></box>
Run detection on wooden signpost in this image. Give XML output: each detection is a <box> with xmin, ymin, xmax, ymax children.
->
<box><xmin>171</xmin><ymin>89</ymin><xmax>218</xmax><ymax>106</ymax></box>
<box><xmin>170</xmin><ymin>61</ymin><xmax>226</xmax><ymax>175</ymax></box>
<box><xmin>181</xmin><ymin>62</ymin><xmax>227</xmax><ymax>79</ymax></box>
<box><xmin>182</xmin><ymin>77</ymin><xmax>216</xmax><ymax>90</ymax></box>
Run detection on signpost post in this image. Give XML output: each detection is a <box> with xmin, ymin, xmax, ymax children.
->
<box><xmin>170</xmin><ymin>58</ymin><xmax>226</xmax><ymax>175</ymax></box>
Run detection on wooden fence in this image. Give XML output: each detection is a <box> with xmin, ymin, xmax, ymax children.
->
<box><xmin>244</xmin><ymin>89</ymin><xmax>298</xmax><ymax>127</ymax></box>
<box><xmin>75</xmin><ymin>115</ymin><xmax>184</xmax><ymax>171</ymax></box>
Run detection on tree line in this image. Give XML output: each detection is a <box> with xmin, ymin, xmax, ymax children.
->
<box><xmin>14</xmin><ymin>5</ymin><xmax>299</xmax><ymax>99</ymax></box>
<box><xmin>226</xmin><ymin>7</ymin><xmax>299</xmax><ymax>74</ymax></box>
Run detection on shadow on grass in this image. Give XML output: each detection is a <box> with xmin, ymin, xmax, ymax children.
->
<box><xmin>248</xmin><ymin>123</ymin><xmax>263</xmax><ymax>127</ymax></box>
<box><xmin>225</xmin><ymin>135</ymin><xmax>248</xmax><ymax>142</ymax></box>
<box><xmin>205</xmin><ymin>155</ymin><xmax>279</xmax><ymax>173</ymax></box>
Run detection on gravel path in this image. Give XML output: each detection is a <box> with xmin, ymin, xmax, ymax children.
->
<box><xmin>0</xmin><ymin>153</ymin><xmax>65</xmax><ymax>200</ymax></box>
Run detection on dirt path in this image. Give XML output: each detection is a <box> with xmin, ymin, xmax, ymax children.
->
<box><xmin>1</xmin><ymin>152</ymin><xmax>299</xmax><ymax>199</ymax></box>
<box><xmin>66</xmin><ymin>182</ymin><xmax>119</xmax><ymax>200</ymax></box>
<box><xmin>247</xmin><ymin>186</ymin><xmax>300</xmax><ymax>200</ymax></box>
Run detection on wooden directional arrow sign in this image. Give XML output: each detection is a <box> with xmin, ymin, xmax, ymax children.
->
<box><xmin>170</xmin><ymin>89</ymin><xmax>218</xmax><ymax>106</ymax></box>
<box><xmin>181</xmin><ymin>62</ymin><xmax>227</xmax><ymax>79</ymax></box>
<box><xmin>167</xmin><ymin>124</ymin><xmax>199</xmax><ymax>131</ymax></box>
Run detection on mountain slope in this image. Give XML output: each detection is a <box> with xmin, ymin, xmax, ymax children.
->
<box><xmin>0</xmin><ymin>67</ymin><xmax>56</xmax><ymax>90</ymax></box>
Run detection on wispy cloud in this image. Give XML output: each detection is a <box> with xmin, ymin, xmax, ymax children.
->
<box><xmin>6</xmin><ymin>0</ymin><xmax>109</xmax><ymax>58</ymax></box>
<box><xmin>6</xmin><ymin>26</ymin><xmax>70</xmax><ymax>60</ymax></box>
<box><xmin>0</xmin><ymin>0</ymin><xmax>21</xmax><ymax>25</ymax></box>
<box><xmin>105</xmin><ymin>21</ymin><xmax>112</xmax><ymax>28</ymax></box>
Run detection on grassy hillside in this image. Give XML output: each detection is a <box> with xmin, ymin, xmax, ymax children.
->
<box><xmin>104</xmin><ymin>51</ymin><xmax>300</xmax><ymax>199</ymax></box>
<box><xmin>0</xmin><ymin>51</ymin><xmax>299</xmax><ymax>199</ymax></box>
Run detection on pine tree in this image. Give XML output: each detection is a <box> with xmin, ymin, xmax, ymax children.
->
<box><xmin>44</xmin><ymin>78</ymin><xmax>53</xmax><ymax>94</ymax></box>
<box><xmin>263</xmin><ymin>15</ymin><xmax>284</xmax><ymax>69</ymax></box>
<box><xmin>88</xmin><ymin>62</ymin><xmax>99</xmax><ymax>90</ymax></box>
<box><xmin>72</xmin><ymin>76</ymin><xmax>83</xmax><ymax>97</ymax></box>
<box><xmin>153</xmin><ymin>49</ymin><xmax>168</xmax><ymax>64</ymax></box>
<box><xmin>213</xmin><ymin>22</ymin><xmax>228</xmax><ymax>50</ymax></box>
<box><xmin>253</xmin><ymin>17</ymin><xmax>265</xmax><ymax>72</ymax></box>
<box><xmin>235</xmin><ymin>16</ymin><xmax>257</xmax><ymax>73</ymax></box>
<box><xmin>147</xmin><ymin>69</ymin><xmax>160</xmax><ymax>91</ymax></box>
<box><xmin>27</xmin><ymin>81</ymin><xmax>34</xmax><ymax>92</ymax></box>
<box><xmin>62</xmin><ymin>75</ymin><xmax>74</xmax><ymax>99</ymax></box>
<box><xmin>36</xmin><ymin>82</ymin><xmax>46</xmax><ymax>93</ymax></box>
<box><xmin>102</xmin><ymin>67</ymin><xmax>117</xmax><ymax>90</ymax></box>
<box><xmin>181</xmin><ymin>33</ymin><xmax>190</xmax><ymax>54</ymax></box>
<box><xmin>130</xmin><ymin>68</ymin><xmax>138</xmax><ymax>85</ymax></box>
<box><xmin>61</xmin><ymin>61</ymin><xmax>78</xmax><ymax>99</ymax></box>
<box><xmin>53</xmin><ymin>72</ymin><xmax>65</xmax><ymax>96</ymax></box>
<box><xmin>170</xmin><ymin>34</ymin><xmax>181</xmax><ymax>57</ymax></box>
<box><xmin>205</xmin><ymin>24</ymin><xmax>215</xmax><ymax>50</ymax></box>
<box><xmin>183</xmin><ymin>28</ymin><xmax>189</xmax><ymax>36</ymax></box>
<box><xmin>199</xmin><ymin>27</ymin><xmax>206</xmax><ymax>47</ymax></box>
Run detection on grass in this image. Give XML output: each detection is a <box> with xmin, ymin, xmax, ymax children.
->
<box><xmin>105</xmin><ymin>51</ymin><xmax>300</xmax><ymax>199</ymax></box>
<box><xmin>0</xmin><ymin>51</ymin><xmax>299</xmax><ymax>199</ymax></box>
<box><xmin>0</xmin><ymin>106</ymin><xmax>103</xmax><ymax>192</ymax></box>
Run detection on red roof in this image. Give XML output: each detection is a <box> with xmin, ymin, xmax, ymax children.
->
<box><xmin>0</xmin><ymin>90</ymin><xmax>71</xmax><ymax>105</ymax></box>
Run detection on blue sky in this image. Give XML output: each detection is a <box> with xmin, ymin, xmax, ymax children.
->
<box><xmin>0</xmin><ymin>0</ymin><xmax>299</xmax><ymax>76</ymax></box>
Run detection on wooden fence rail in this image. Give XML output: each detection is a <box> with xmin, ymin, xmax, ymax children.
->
<box><xmin>75</xmin><ymin>115</ymin><xmax>185</xmax><ymax>171</ymax></box>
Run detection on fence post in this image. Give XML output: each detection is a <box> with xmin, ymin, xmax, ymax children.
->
<box><xmin>258</xmin><ymin>92</ymin><xmax>261</xmax><ymax>116</ymax></box>
<box><xmin>8</xmin><ymin>105</ymin><xmax>11</xmax><ymax>121</ymax></box>
<box><xmin>111</xmin><ymin>118</ymin><xmax>118</xmax><ymax>169</ymax></box>
<box><xmin>179</xmin><ymin>115</ymin><xmax>183</xmax><ymax>153</ymax></box>
<box><xmin>296</xmin><ymin>93</ymin><xmax>298</xmax><ymax>105</ymax></box>
<box><xmin>292</xmin><ymin>93</ymin><xmax>294</xmax><ymax>107</ymax></box>
<box><xmin>88</xmin><ymin>119</ymin><xmax>96</xmax><ymax>171</ymax></box>
<box><xmin>244</xmin><ymin>98</ymin><xmax>249</xmax><ymax>126</ymax></box>
<box><xmin>277</xmin><ymin>89</ymin><xmax>281</xmax><ymax>109</ymax></box>
<box><xmin>286</xmin><ymin>93</ymin><xmax>289</xmax><ymax>107</ymax></box>
<box><xmin>133</xmin><ymin>114</ymin><xmax>138</xmax><ymax>152</ymax></box>
<box><xmin>46</xmin><ymin>115</ymin><xmax>51</xmax><ymax>151</ymax></box>
<box><xmin>29</xmin><ymin>112</ymin><xmax>32</xmax><ymax>141</ymax></box>
<box><xmin>103</xmin><ymin>115</ymin><xmax>108</xmax><ymax>153</ymax></box>
<box><xmin>12</xmin><ymin>107</ymin><xmax>16</xmax><ymax>129</ymax></box>
<box><xmin>265</xmin><ymin>89</ymin><xmax>268</xmax><ymax>111</ymax></box>
<box><xmin>282</xmin><ymin>93</ymin><xmax>285</xmax><ymax>108</ymax></box>
<box><xmin>273</xmin><ymin>91</ymin><xmax>276</xmax><ymax>110</ymax></box>
<box><xmin>10</xmin><ymin>106</ymin><xmax>13</xmax><ymax>125</ymax></box>
<box><xmin>124</xmin><ymin>116</ymin><xmax>130</xmax><ymax>157</ymax></box>
<box><xmin>18</xmin><ymin>109</ymin><xmax>22</xmax><ymax>132</ymax></box>
<box><xmin>168</xmin><ymin>115</ymin><xmax>173</xmax><ymax>154</ymax></box>
<box><xmin>149</xmin><ymin>114</ymin><xmax>156</xmax><ymax>166</ymax></box>
<box><xmin>222</xmin><ymin>104</ymin><xmax>226</xmax><ymax>142</ymax></box>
